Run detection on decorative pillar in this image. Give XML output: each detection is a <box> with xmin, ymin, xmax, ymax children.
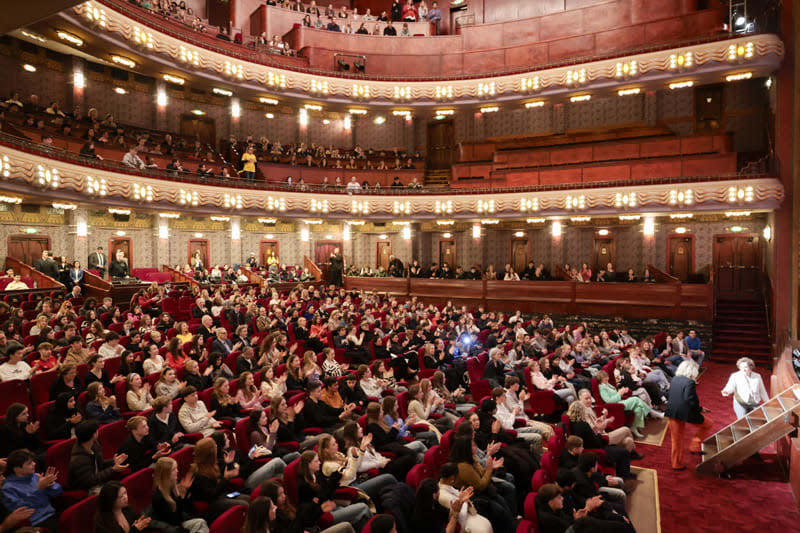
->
<box><xmin>230</xmin><ymin>216</ymin><xmax>243</xmax><ymax>266</ymax></box>
<box><xmin>69</xmin><ymin>57</ymin><xmax>86</xmax><ymax>117</ymax></box>
<box><xmin>152</xmin><ymin>217</ymin><xmax>170</xmax><ymax>269</ymax></box>
<box><xmin>70</xmin><ymin>207</ymin><xmax>89</xmax><ymax>266</ymax></box>
<box><xmin>551</xmin><ymin>221</ymin><xmax>564</xmax><ymax>269</ymax></box>
<box><xmin>154</xmin><ymin>80</ymin><xmax>168</xmax><ymax>132</ymax></box>
<box><xmin>644</xmin><ymin>91</ymin><xmax>658</xmax><ymax>127</ymax></box>
<box><xmin>552</xmin><ymin>103</ymin><xmax>566</xmax><ymax>135</ymax></box>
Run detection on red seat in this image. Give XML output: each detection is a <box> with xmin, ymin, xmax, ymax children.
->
<box><xmin>531</xmin><ymin>468</ymin><xmax>552</xmax><ymax>492</ymax></box>
<box><xmin>469</xmin><ymin>379</ymin><xmax>492</xmax><ymax>404</ymax></box>
<box><xmin>169</xmin><ymin>445</ymin><xmax>195</xmax><ymax>477</ymax></box>
<box><xmin>405</xmin><ymin>463</ymin><xmax>432</xmax><ymax>490</ymax></box>
<box><xmin>97</xmin><ymin>419</ymin><xmax>128</xmax><ymax>461</ymax></box>
<box><xmin>590</xmin><ymin>377</ymin><xmax>629</xmax><ymax>430</ymax></box>
<box><xmin>35</xmin><ymin>400</ymin><xmax>55</xmax><ymax>439</ymax></box>
<box><xmin>209</xmin><ymin>504</ymin><xmax>248</xmax><ymax>533</ymax></box>
<box><xmin>46</xmin><ymin>438</ymin><xmax>87</xmax><ymax>506</ymax></box>
<box><xmin>121</xmin><ymin>467</ymin><xmax>154</xmax><ymax>512</ymax></box>
<box><xmin>0</xmin><ymin>379</ymin><xmax>32</xmax><ymax>414</ymax></box>
<box><xmin>282</xmin><ymin>456</ymin><xmax>302</xmax><ymax>506</ymax></box>
<box><xmin>540</xmin><ymin>452</ymin><xmax>558</xmax><ymax>481</ymax></box>
<box><xmin>524</xmin><ymin>367</ymin><xmax>560</xmax><ymax>416</ymax></box>
<box><xmin>31</xmin><ymin>372</ymin><xmax>58</xmax><ymax>405</ymax></box>
<box><xmin>523</xmin><ymin>491</ymin><xmax>538</xmax><ymax>522</ymax></box>
<box><xmin>59</xmin><ymin>494</ymin><xmax>99</xmax><ymax>533</ymax></box>
<box><xmin>234</xmin><ymin>417</ymin><xmax>253</xmax><ymax>457</ymax></box>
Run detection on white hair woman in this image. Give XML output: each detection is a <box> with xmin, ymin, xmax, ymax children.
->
<box><xmin>721</xmin><ymin>357</ymin><xmax>769</xmax><ymax>418</ymax></box>
<box><xmin>665</xmin><ymin>360</ymin><xmax>713</xmax><ymax>470</ymax></box>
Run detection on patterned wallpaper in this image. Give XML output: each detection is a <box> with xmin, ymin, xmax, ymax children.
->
<box><xmin>0</xmin><ymin>212</ymin><xmax>768</xmax><ymax>278</ymax></box>
<box><xmin>566</xmin><ymin>93</ymin><xmax>645</xmax><ymax>130</ymax></box>
<box><xmin>82</xmin><ymin>82</ymin><xmax>154</xmax><ymax>130</ymax></box>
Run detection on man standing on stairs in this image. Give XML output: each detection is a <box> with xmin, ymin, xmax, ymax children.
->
<box><xmin>665</xmin><ymin>360</ymin><xmax>714</xmax><ymax>470</ymax></box>
<box><xmin>721</xmin><ymin>357</ymin><xmax>769</xmax><ymax>418</ymax></box>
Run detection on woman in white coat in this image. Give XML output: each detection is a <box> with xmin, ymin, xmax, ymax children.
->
<box><xmin>721</xmin><ymin>357</ymin><xmax>769</xmax><ymax>418</ymax></box>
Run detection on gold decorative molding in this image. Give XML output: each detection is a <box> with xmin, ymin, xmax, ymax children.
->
<box><xmin>71</xmin><ymin>1</ymin><xmax>784</xmax><ymax>103</ymax></box>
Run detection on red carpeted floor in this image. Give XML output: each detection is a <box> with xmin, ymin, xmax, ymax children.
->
<box><xmin>634</xmin><ymin>361</ymin><xmax>800</xmax><ymax>532</ymax></box>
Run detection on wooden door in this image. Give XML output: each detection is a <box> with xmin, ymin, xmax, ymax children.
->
<box><xmin>188</xmin><ymin>239</ymin><xmax>209</xmax><ymax>268</ymax></box>
<box><xmin>7</xmin><ymin>235</ymin><xmax>51</xmax><ymax>266</ymax></box>
<box><xmin>592</xmin><ymin>237</ymin><xmax>616</xmax><ymax>272</ymax></box>
<box><xmin>259</xmin><ymin>240</ymin><xmax>279</xmax><ymax>267</ymax></box>
<box><xmin>427</xmin><ymin>120</ymin><xmax>455</xmax><ymax>170</ymax></box>
<box><xmin>668</xmin><ymin>236</ymin><xmax>694</xmax><ymax>282</ymax></box>
<box><xmin>714</xmin><ymin>234</ymin><xmax>761</xmax><ymax>296</ymax></box>
<box><xmin>180</xmin><ymin>115</ymin><xmax>216</xmax><ymax>146</ymax></box>
<box><xmin>511</xmin><ymin>239</ymin><xmax>528</xmax><ymax>274</ymax></box>
<box><xmin>377</xmin><ymin>242</ymin><xmax>392</xmax><ymax>269</ymax></box>
<box><xmin>109</xmin><ymin>237</ymin><xmax>132</xmax><ymax>269</ymax></box>
<box><xmin>439</xmin><ymin>239</ymin><xmax>456</xmax><ymax>267</ymax></box>
<box><xmin>315</xmin><ymin>242</ymin><xmax>342</xmax><ymax>264</ymax></box>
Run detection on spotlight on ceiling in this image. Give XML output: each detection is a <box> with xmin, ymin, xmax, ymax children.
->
<box><xmin>354</xmin><ymin>61</ymin><xmax>365</xmax><ymax>73</ymax></box>
<box><xmin>337</xmin><ymin>59</ymin><xmax>350</xmax><ymax>71</ymax></box>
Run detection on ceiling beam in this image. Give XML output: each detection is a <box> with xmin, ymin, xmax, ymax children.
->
<box><xmin>0</xmin><ymin>0</ymin><xmax>82</xmax><ymax>35</ymax></box>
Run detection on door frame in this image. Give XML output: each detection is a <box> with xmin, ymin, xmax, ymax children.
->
<box><xmin>108</xmin><ymin>237</ymin><xmax>133</xmax><ymax>269</ymax></box>
<box><xmin>7</xmin><ymin>235</ymin><xmax>52</xmax><ymax>265</ymax></box>
<box><xmin>259</xmin><ymin>240</ymin><xmax>280</xmax><ymax>264</ymax></box>
<box><xmin>376</xmin><ymin>240</ymin><xmax>392</xmax><ymax>269</ymax></box>
<box><xmin>592</xmin><ymin>235</ymin><xmax>616</xmax><ymax>271</ymax></box>
<box><xmin>712</xmin><ymin>233</ymin><xmax>761</xmax><ymax>269</ymax></box>
<box><xmin>510</xmin><ymin>236</ymin><xmax>528</xmax><ymax>273</ymax></box>
<box><xmin>438</xmin><ymin>238</ymin><xmax>456</xmax><ymax>266</ymax></box>
<box><xmin>666</xmin><ymin>234</ymin><xmax>695</xmax><ymax>279</ymax></box>
<box><xmin>188</xmin><ymin>238</ymin><xmax>209</xmax><ymax>268</ymax></box>
<box><xmin>315</xmin><ymin>241</ymin><xmax>343</xmax><ymax>264</ymax></box>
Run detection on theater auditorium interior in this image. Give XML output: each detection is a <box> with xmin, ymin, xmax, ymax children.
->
<box><xmin>0</xmin><ymin>0</ymin><xmax>797</xmax><ymax>531</ymax></box>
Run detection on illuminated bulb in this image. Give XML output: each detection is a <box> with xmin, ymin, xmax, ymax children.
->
<box><xmin>552</xmin><ymin>221</ymin><xmax>562</xmax><ymax>237</ymax></box>
<box><xmin>472</xmin><ymin>225</ymin><xmax>481</xmax><ymax>239</ymax></box>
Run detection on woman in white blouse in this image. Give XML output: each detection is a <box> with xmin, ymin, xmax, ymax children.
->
<box><xmin>721</xmin><ymin>357</ymin><xmax>769</xmax><ymax>418</ymax></box>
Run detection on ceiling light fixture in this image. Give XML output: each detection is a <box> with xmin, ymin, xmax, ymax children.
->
<box><xmin>669</xmin><ymin>81</ymin><xmax>694</xmax><ymax>90</ymax></box>
<box><xmin>259</xmin><ymin>97</ymin><xmax>278</xmax><ymax>105</ymax></box>
<box><xmin>213</xmin><ymin>88</ymin><xmax>233</xmax><ymax>96</ymax></box>
<box><xmin>570</xmin><ymin>95</ymin><xmax>591</xmax><ymax>102</ymax></box>
<box><xmin>525</xmin><ymin>101</ymin><xmax>545</xmax><ymax>108</ymax></box>
<box><xmin>111</xmin><ymin>55</ymin><xmax>136</xmax><ymax>68</ymax></box>
<box><xmin>22</xmin><ymin>64</ymin><xmax>36</xmax><ymax>72</ymax></box>
<box><xmin>57</xmin><ymin>31</ymin><xmax>83</xmax><ymax>46</ymax></box>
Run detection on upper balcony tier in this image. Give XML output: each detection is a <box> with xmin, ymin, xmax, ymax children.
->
<box><xmin>35</xmin><ymin>0</ymin><xmax>782</xmax><ymax>101</ymax></box>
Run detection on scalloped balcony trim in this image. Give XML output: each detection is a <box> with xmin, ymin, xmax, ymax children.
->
<box><xmin>70</xmin><ymin>2</ymin><xmax>784</xmax><ymax>102</ymax></box>
<box><xmin>0</xmin><ymin>142</ymin><xmax>784</xmax><ymax>218</ymax></box>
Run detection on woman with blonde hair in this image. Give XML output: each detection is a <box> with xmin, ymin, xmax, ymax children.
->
<box><xmin>302</xmin><ymin>350</ymin><xmax>322</xmax><ymax>383</ymax></box>
<box><xmin>151</xmin><ymin>457</ymin><xmax>209</xmax><ymax>533</ymax></box>
<box><xmin>596</xmin><ymin>369</ymin><xmax>662</xmax><ymax>439</ymax></box>
<box><xmin>318</xmin><ymin>433</ymin><xmax>397</xmax><ymax>500</ymax></box>
<box><xmin>126</xmin><ymin>373</ymin><xmax>154</xmax><ymax>411</ymax></box>
<box><xmin>174</xmin><ymin>321</ymin><xmax>192</xmax><ymax>345</ymax></box>
<box><xmin>209</xmin><ymin>377</ymin><xmax>243</xmax><ymax>421</ymax></box>
<box><xmin>297</xmin><ymin>450</ymin><xmax>372</xmax><ymax>527</ymax></box>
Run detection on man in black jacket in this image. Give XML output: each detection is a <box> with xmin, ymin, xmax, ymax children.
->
<box><xmin>148</xmin><ymin>397</ymin><xmax>185</xmax><ymax>447</ymax></box>
<box><xmin>303</xmin><ymin>381</ymin><xmax>354</xmax><ymax>432</ymax></box>
<box><xmin>117</xmin><ymin>416</ymin><xmax>171</xmax><ymax>472</ymax></box>
<box><xmin>34</xmin><ymin>251</ymin><xmax>59</xmax><ymax>280</ymax></box>
<box><xmin>67</xmin><ymin>421</ymin><xmax>129</xmax><ymax>491</ymax></box>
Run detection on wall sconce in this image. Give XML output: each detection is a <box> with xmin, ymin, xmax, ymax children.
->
<box><xmin>472</xmin><ymin>225</ymin><xmax>481</xmax><ymax>239</ymax></box>
<box><xmin>300</xmin><ymin>228</ymin><xmax>310</xmax><ymax>242</ymax></box>
<box><xmin>76</xmin><ymin>221</ymin><xmax>88</xmax><ymax>237</ymax></box>
<box><xmin>763</xmin><ymin>226</ymin><xmax>771</xmax><ymax>241</ymax></box>
<box><xmin>643</xmin><ymin>217</ymin><xmax>655</xmax><ymax>237</ymax></box>
<box><xmin>552</xmin><ymin>221</ymin><xmax>562</xmax><ymax>237</ymax></box>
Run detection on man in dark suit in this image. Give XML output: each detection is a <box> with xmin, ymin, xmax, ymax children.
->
<box><xmin>665</xmin><ymin>360</ymin><xmax>713</xmax><ymax>470</ymax></box>
<box><xmin>197</xmin><ymin>316</ymin><xmax>215</xmax><ymax>343</ymax></box>
<box><xmin>34</xmin><ymin>250</ymin><xmax>59</xmax><ymax>280</ymax></box>
<box><xmin>87</xmin><ymin>246</ymin><xmax>107</xmax><ymax>277</ymax></box>
<box><xmin>388</xmin><ymin>255</ymin><xmax>404</xmax><ymax>278</ymax></box>
<box><xmin>211</xmin><ymin>328</ymin><xmax>240</xmax><ymax>355</ymax></box>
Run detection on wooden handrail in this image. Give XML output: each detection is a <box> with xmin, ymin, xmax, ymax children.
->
<box><xmin>647</xmin><ymin>264</ymin><xmax>680</xmax><ymax>284</ymax></box>
<box><xmin>241</xmin><ymin>267</ymin><xmax>266</xmax><ymax>285</ymax></box>
<box><xmin>304</xmin><ymin>256</ymin><xmax>323</xmax><ymax>282</ymax></box>
<box><xmin>553</xmin><ymin>265</ymin><xmax>572</xmax><ymax>281</ymax></box>
<box><xmin>82</xmin><ymin>269</ymin><xmax>112</xmax><ymax>304</ymax></box>
<box><xmin>4</xmin><ymin>257</ymin><xmax>64</xmax><ymax>290</ymax></box>
<box><xmin>161</xmin><ymin>265</ymin><xmax>200</xmax><ymax>290</ymax></box>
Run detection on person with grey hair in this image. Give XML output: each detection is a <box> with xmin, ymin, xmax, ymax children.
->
<box><xmin>665</xmin><ymin>360</ymin><xmax>713</xmax><ymax>470</ymax></box>
<box><xmin>722</xmin><ymin>357</ymin><xmax>769</xmax><ymax>418</ymax></box>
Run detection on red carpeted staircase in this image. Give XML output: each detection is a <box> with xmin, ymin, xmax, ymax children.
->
<box><xmin>712</xmin><ymin>299</ymin><xmax>772</xmax><ymax>367</ymax></box>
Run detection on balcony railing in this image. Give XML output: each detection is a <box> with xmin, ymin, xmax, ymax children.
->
<box><xmin>0</xmin><ymin>130</ymin><xmax>773</xmax><ymax>197</ymax></box>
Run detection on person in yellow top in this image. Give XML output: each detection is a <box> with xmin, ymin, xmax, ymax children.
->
<box><xmin>240</xmin><ymin>145</ymin><xmax>257</xmax><ymax>180</ymax></box>
<box><xmin>266</xmin><ymin>251</ymin><xmax>279</xmax><ymax>266</ymax></box>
